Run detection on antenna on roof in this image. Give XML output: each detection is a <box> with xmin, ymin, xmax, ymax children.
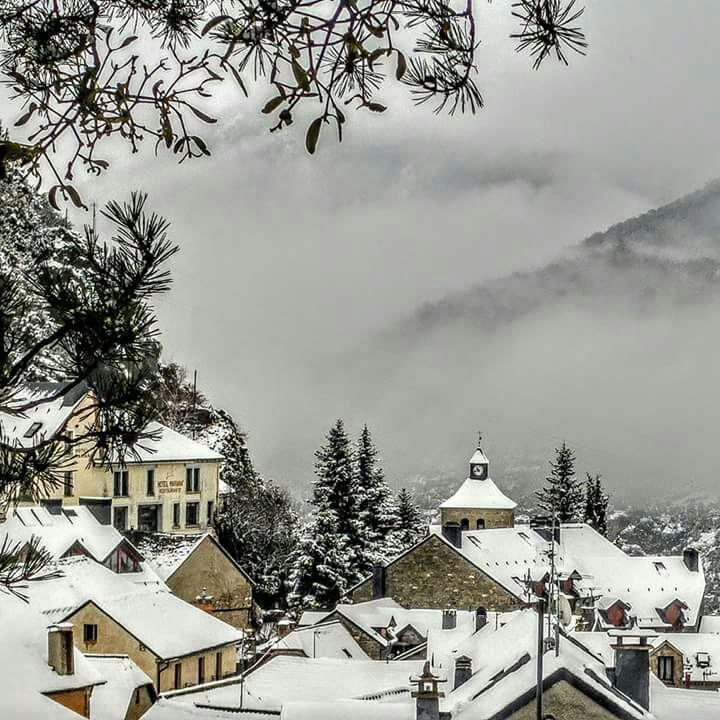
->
<box><xmin>191</xmin><ymin>369</ymin><xmax>198</xmax><ymax>439</ymax></box>
<box><xmin>92</xmin><ymin>201</ymin><xmax>96</xmax><ymax>236</ymax></box>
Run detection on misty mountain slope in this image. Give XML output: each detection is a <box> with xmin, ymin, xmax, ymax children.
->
<box><xmin>392</xmin><ymin>179</ymin><xmax>720</xmax><ymax>345</ymax></box>
<box><xmin>297</xmin><ymin>180</ymin><xmax>720</xmax><ymax>503</ymax></box>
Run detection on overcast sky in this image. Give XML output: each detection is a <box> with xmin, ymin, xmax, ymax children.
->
<box><xmin>59</xmin><ymin>1</ymin><xmax>720</xmax><ymax>493</ymax></box>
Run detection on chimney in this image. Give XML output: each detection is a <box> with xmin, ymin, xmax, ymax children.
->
<box><xmin>475</xmin><ymin>607</ymin><xmax>488</xmax><ymax>632</ymax></box>
<box><xmin>372</xmin><ymin>563</ymin><xmax>386</xmax><ymax>599</ymax></box>
<box><xmin>194</xmin><ymin>588</ymin><xmax>215</xmax><ymax>614</ymax></box>
<box><xmin>277</xmin><ymin>618</ymin><xmax>294</xmax><ymax>638</ymax></box>
<box><xmin>48</xmin><ymin>623</ymin><xmax>75</xmax><ymax>676</ymax></box>
<box><xmin>683</xmin><ymin>548</ymin><xmax>699</xmax><ymax>572</ymax></box>
<box><xmin>411</xmin><ymin>661</ymin><xmax>446</xmax><ymax>720</ymax></box>
<box><xmin>442</xmin><ymin>609</ymin><xmax>457</xmax><ymax>630</ymax></box>
<box><xmin>442</xmin><ymin>522</ymin><xmax>462</xmax><ymax>549</ymax></box>
<box><xmin>610</xmin><ymin>632</ymin><xmax>654</xmax><ymax>710</ymax></box>
<box><xmin>454</xmin><ymin>655</ymin><xmax>472</xmax><ymax>689</ymax></box>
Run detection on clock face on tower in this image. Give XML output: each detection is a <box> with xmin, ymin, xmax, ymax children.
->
<box><xmin>471</xmin><ymin>463</ymin><xmax>487</xmax><ymax>479</ymax></box>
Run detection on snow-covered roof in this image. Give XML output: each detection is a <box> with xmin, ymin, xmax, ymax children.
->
<box><xmin>114</xmin><ymin>421</ymin><xmax>223</xmax><ymax>463</ymax></box>
<box><xmin>0</xmin><ymin>592</ymin><xmax>104</xmax><ymax>720</ymax></box>
<box><xmin>85</xmin><ymin>655</ymin><xmax>154</xmax><ymax>720</ymax></box>
<box><xmin>575</xmin><ymin>631</ymin><xmax>720</xmax><ymax>685</ymax></box>
<box><xmin>0</xmin><ymin>382</ymin><xmax>88</xmax><ymax>449</ymax></box>
<box><xmin>699</xmin><ymin>615</ymin><xmax>720</xmax><ymax>634</ymax></box>
<box><xmin>440</xmin><ymin>477</ymin><xmax>517</xmax><ymax>510</ymax></box>
<box><xmin>165</xmin><ymin>656</ymin><xmax>425</xmax><ymax>712</ymax></box>
<box><xmin>449</xmin><ymin>610</ymin><xmax>647</xmax><ymax>720</ymax></box>
<box><xmin>281</xmin><ymin>700</ymin><xmax>413</xmax><ymax>720</ymax></box>
<box><xmin>649</xmin><ymin>675</ymin><xmax>720</xmax><ymax>720</ymax></box>
<box><xmin>260</xmin><ymin>620</ymin><xmax>370</xmax><ymax>660</ymax></box>
<box><xmin>24</xmin><ymin>555</ymin><xmax>167</xmax><ymax>622</ymax></box>
<box><xmin>145</xmin><ymin>698</ymin><xmax>275</xmax><ymax>720</ymax></box>
<box><xmin>298</xmin><ymin>610</ymin><xmax>331</xmax><ymax>627</ymax></box>
<box><xmin>469</xmin><ymin>448</ymin><xmax>489</xmax><ymax>465</ymax></box>
<box><xmin>63</xmin><ymin>589</ymin><xmax>243</xmax><ymax>659</ymax></box>
<box><xmin>560</xmin><ymin>524</ymin><xmax>706</xmax><ymax>629</ymax></box>
<box><xmin>328</xmin><ymin>599</ymin><xmax>477</xmax><ymax>649</ymax></box>
<box><xmin>133</xmin><ymin>532</ymin><xmax>208</xmax><ymax>581</ymax></box>
<box><xmin>1</xmin><ymin>505</ymin><xmax>142</xmax><ymax>566</ymax></box>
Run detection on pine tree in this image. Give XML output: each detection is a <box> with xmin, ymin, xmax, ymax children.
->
<box><xmin>584</xmin><ymin>473</ymin><xmax>609</xmax><ymax>536</ymax></box>
<box><xmin>384</xmin><ymin>488</ymin><xmax>426</xmax><ymax>556</ymax></box>
<box><xmin>535</xmin><ymin>442</ymin><xmax>583</xmax><ymax>523</ymax></box>
<box><xmin>289</xmin><ymin>419</ymin><xmax>362</xmax><ymax>611</ymax></box>
<box><xmin>355</xmin><ymin>425</ymin><xmax>396</xmax><ymax>568</ymax></box>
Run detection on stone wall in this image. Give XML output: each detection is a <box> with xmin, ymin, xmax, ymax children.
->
<box><xmin>352</xmin><ymin>534</ymin><xmax>522</xmax><ymax>611</ymax></box>
<box><xmin>440</xmin><ymin>508</ymin><xmax>514</xmax><ymax>529</ymax></box>
<box><xmin>650</xmin><ymin>643</ymin><xmax>684</xmax><ymax>688</ymax></box>
<box><xmin>509</xmin><ymin>680</ymin><xmax>622</xmax><ymax>720</ymax></box>
<box><xmin>324</xmin><ymin>612</ymin><xmax>384</xmax><ymax>659</ymax></box>
<box><xmin>167</xmin><ymin>536</ymin><xmax>253</xmax><ymax>629</ymax></box>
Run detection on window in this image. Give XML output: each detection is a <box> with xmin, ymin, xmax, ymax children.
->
<box><xmin>173</xmin><ymin>503</ymin><xmax>181</xmax><ymax>528</ymax></box>
<box><xmin>134</xmin><ymin>689</ymin><xmax>141</xmax><ymax>705</ymax></box>
<box><xmin>460</xmin><ymin>518</ymin><xmax>469</xmax><ymax>531</ymax></box>
<box><xmin>113</xmin><ymin>470</ymin><xmax>129</xmax><ymax>497</ymax></box>
<box><xmin>146</xmin><ymin>468</ymin><xmax>155</xmax><ymax>496</ymax></box>
<box><xmin>476</xmin><ymin>518</ymin><xmax>486</xmax><ymax>529</ymax></box>
<box><xmin>83</xmin><ymin>624</ymin><xmax>98</xmax><ymax>644</ymax></box>
<box><xmin>186</xmin><ymin>466</ymin><xmax>200</xmax><ymax>493</ymax></box>
<box><xmin>186</xmin><ymin>502</ymin><xmax>200</xmax><ymax>527</ymax></box>
<box><xmin>657</xmin><ymin>655</ymin><xmax>675</xmax><ymax>683</ymax></box>
<box><xmin>215</xmin><ymin>652</ymin><xmax>222</xmax><ymax>680</ymax></box>
<box><xmin>174</xmin><ymin>663</ymin><xmax>182</xmax><ymax>690</ymax></box>
<box><xmin>198</xmin><ymin>656</ymin><xmax>205</xmax><ymax>685</ymax></box>
<box><xmin>63</xmin><ymin>471</ymin><xmax>73</xmax><ymax>498</ymax></box>
<box><xmin>207</xmin><ymin>500</ymin><xmax>214</xmax><ymax>524</ymax></box>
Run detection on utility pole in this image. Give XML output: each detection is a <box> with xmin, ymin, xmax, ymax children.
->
<box><xmin>536</xmin><ymin>598</ymin><xmax>545</xmax><ymax>720</ymax></box>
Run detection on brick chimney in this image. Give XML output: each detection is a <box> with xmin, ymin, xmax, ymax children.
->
<box><xmin>194</xmin><ymin>588</ymin><xmax>215</xmax><ymax>614</ymax></box>
<box><xmin>609</xmin><ymin>630</ymin><xmax>656</xmax><ymax>710</ymax></box>
<box><xmin>277</xmin><ymin>618</ymin><xmax>294</xmax><ymax>638</ymax></box>
<box><xmin>48</xmin><ymin>623</ymin><xmax>75</xmax><ymax>676</ymax></box>
<box><xmin>454</xmin><ymin>655</ymin><xmax>472</xmax><ymax>689</ymax></box>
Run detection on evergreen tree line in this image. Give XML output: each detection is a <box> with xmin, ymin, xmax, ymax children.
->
<box><xmin>535</xmin><ymin>442</ymin><xmax>609</xmax><ymax>535</ymax></box>
<box><xmin>288</xmin><ymin>419</ymin><xmax>425</xmax><ymax>611</ymax></box>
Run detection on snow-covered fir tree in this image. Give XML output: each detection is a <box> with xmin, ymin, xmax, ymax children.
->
<box><xmin>584</xmin><ymin>472</ymin><xmax>609</xmax><ymax>536</ymax></box>
<box><xmin>535</xmin><ymin>442</ymin><xmax>583</xmax><ymax>523</ymax></box>
<box><xmin>0</xmin><ymin>164</ymin><xmax>88</xmax><ymax>380</ymax></box>
<box><xmin>355</xmin><ymin>424</ymin><xmax>396</xmax><ymax>568</ymax></box>
<box><xmin>288</xmin><ymin>419</ymin><xmax>364</xmax><ymax>610</ymax></box>
<box><xmin>384</xmin><ymin>487</ymin><xmax>426</xmax><ymax>555</ymax></box>
<box><xmin>288</xmin><ymin>505</ymin><xmax>352</xmax><ymax>611</ymax></box>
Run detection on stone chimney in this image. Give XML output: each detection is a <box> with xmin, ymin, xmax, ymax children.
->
<box><xmin>411</xmin><ymin>661</ymin><xmax>446</xmax><ymax>720</ymax></box>
<box><xmin>475</xmin><ymin>607</ymin><xmax>488</xmax><ymax>632</ymax></box>
<box><xmin>442</xmin><ymin>609</ymin><xmax>457</xmax><ymax>630</ymax></box>
<box><xmin>48</xmin><ymin>623</ymin><xmax>74</xmax><ymax>676</ymax></box>
<box><xmin>454</xmin><ymin>655</ymin><xmax>472</xmax><ymax>689</ymax></box>
<box><xmin>194</xmin><ymin>587</ymin><xmax>215</xmax><ymax>614</ymax></box>
<box><xmin>372</xmin><ymin>563</ymin><xmax>386</xmax><ymax>599</ymax></box>
<box><xmin>683</xmin><ymin>548</ymin><xmax>699</xmax><ymax>572</ymax></box>
<box><xmin>441</xmin><ymin>522</ymin><xmax>462</xmax><ymax>549</ymax></box>
<box><xmin>609</xmin><ymin>630</ymin><xmax>656</xmax><ymax>710</ymax></box>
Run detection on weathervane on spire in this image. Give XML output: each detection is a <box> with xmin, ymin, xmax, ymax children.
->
<box><xmin>477</xmin><ymin>431</ymin><xmax>483</xmax><ymax>449</ymax></box>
